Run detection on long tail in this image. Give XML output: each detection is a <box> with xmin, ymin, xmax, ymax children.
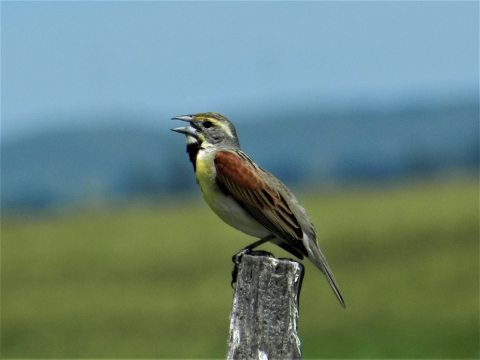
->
<box><xmin>305</xmin><ymin>236</ymin><xmax>346</xmax><ymax>308</ymax></box>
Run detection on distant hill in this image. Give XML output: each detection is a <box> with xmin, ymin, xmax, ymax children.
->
<box><xmin>2</xmin><ymin>125</ymin><xmax>194</xmax><ymax>210</ymax></box>
<box><xmin>2</xmin><ymin>100</ymin><xmax>478</xmax><ymax>211</ymax></box>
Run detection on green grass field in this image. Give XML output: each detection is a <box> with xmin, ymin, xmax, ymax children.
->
<box><xmin>2</xmin><ymin>177</ymin><xmax>478</xmax><ymax>358</ymax></box>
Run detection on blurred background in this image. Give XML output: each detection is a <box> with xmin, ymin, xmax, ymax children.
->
<box><xmin>2</xmin><ymin>2</ymin><xmax>478</xmax><ymax>358</ymax></box>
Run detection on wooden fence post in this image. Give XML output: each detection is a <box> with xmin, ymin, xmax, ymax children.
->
<box><xmin>226</xmin><ymin>253</ymin><xmax>304</xmax><ymax>359</ymax></box>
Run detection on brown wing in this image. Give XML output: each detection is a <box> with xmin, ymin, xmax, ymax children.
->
<box><xmin>214</xmin><ymin>151</ymin><xmax>306</xmax><ymax>254</ymax></box>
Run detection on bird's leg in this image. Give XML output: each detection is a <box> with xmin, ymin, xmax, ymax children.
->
<box><xmin>232</xmin><ymin>235</ymin><xmax>276</xmax><ymax>264</ymax></box>
<box><xmin>231</xmin><ymin>235</ymin><xmax>275</xmax><ymax>287</ymax></box>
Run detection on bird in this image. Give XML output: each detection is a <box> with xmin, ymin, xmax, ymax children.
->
<box><xmin>171</xmin><ymin>112</ymin><xmax>345</xmax><ymax>308</ymax></box>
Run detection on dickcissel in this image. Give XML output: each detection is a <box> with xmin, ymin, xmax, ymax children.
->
<box><xmin>171</xmin><ymin>112</ymin><xmax>345</xmax><ymax>308</ymax></box>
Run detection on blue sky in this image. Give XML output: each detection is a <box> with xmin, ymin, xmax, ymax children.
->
<box><xmin>2</xmin><ymin>1</ymin><xmax>478</xmax><ymax>141</ymax></box>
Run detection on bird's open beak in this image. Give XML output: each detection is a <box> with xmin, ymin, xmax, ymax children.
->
<box><xmin>171</xmin><ymin>115</ymin><xmax>201</xmax><ymax>129</ymax></box>
<box><xmin>171</xmin><ymin>125</ymin><xmax>198</xmax><ymax>138</ymax></box>
<box><xmin>171</xmin><ymin>115</ymin><xmax>201</xmax><ymax>138</ymax></box>
<box><xmin>171</xmin><ymin>115</ymin><xmax>194</xmax><ymax>123</ymax></box>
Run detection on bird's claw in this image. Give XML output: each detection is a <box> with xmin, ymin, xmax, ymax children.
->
<box><xmin>231</xmin><ymin>247</ymin><xmax>250</xmax><ymax>288</ymax></box>
<box><xmin>231</xmin><ymin>248</ymin><xmax>275</xmax><ymax>288</ymax></box>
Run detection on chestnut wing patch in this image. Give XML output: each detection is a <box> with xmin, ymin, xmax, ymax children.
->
<box><xmin>214</xmin><ymin>151</ymin><xmax>304</xmax><ymax>242</ymax></box>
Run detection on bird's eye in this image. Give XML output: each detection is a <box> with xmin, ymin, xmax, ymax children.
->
<box><xmin>203</xmin><ymin>120</ymin><xmax>213</xmax><ymax>128</ymax></box>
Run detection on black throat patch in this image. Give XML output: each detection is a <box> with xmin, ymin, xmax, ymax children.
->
<box><xmin>186</xmin><ymin>142</ymin><xmax>200</xmax><ymax>171</ymax></box>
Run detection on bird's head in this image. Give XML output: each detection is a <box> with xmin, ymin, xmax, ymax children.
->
<box><xmin>171</xmin><ymin>112</ymin><xmax>240</xmax><ymax>149</ymax></box>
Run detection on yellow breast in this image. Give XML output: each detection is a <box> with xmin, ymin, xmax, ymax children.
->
<box><xmin>195</xmin><ymin>149</ymin><xmax>220</xmax><ymax>202</ymax></box>
<box><xmin>195</xmin><ymin>149</ymin><xmax>270</xmax><ymax>238</ymax></box>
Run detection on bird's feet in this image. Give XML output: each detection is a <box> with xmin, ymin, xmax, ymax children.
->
<box><xmin>231</xmin><ymin>248</ymin><xmax>274</xmax><ymax>288</ymax></box>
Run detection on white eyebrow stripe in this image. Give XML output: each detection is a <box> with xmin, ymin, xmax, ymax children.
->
<box><xmin>214</xmin><ymin>121</ymin><xmax>233</xmax><ymax>138</ymax></box>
